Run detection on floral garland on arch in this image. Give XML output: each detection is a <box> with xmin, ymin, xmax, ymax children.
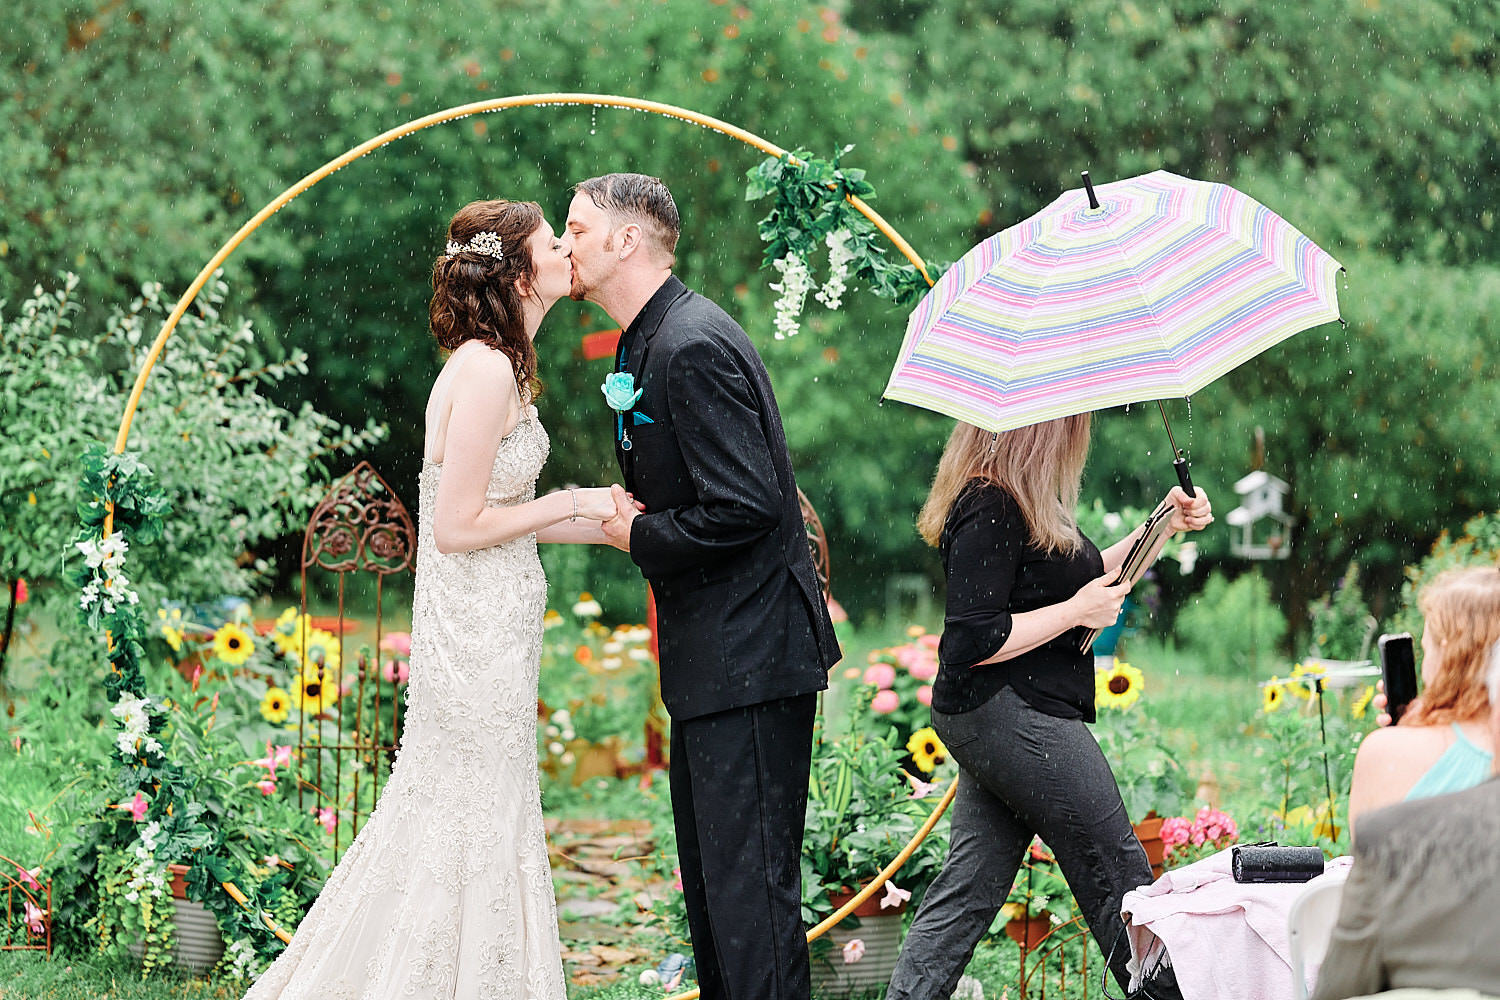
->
<box><xmin>745</xmin><ymin>146</ymin><xmax>944</xmax><ymax>339</ymax></box>
<box><xmin>63</xmin><ymin>445</ymin><xmax>300</xmax><ymax>978</ymax></box>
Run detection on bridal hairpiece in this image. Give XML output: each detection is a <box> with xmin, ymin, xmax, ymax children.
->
<box><xmin>445</xmin><ymin>231</ymin><xmax>504</xmax><ymax>261</ymax></box>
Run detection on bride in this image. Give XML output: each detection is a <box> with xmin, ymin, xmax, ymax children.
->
<box><xmin>245</xmin><ymin>199</ymin><xmax>620</xmax><ymax>999</ymax></box>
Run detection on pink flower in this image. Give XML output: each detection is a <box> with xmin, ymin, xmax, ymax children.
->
<box><xmin>381</xmin><ymin>659</ymin><xmax>409</xmax><ymax>684</ymax></box>
<box><xmin>916</xmin><ymin>685</ymin><xmax>933</xmax><ymax>706</ymax></box>
<box><xmin>314</xmin><ymin>807</ymin><xmax>337</xmax><ymax>834</ymax></box>
<box><xmin>379</xmin><ymin>632</ymin><xmax>411</xmax><ymax>656</ymax></box>
<box><xmin>841</xmin><ymin>938</ymin><xmax>865</xmax><ymax>964</ymax></box>
<box><xmin>271</xmin><ymin>744</ymin><xmax>293</xmax><ymax>769</ymax></box>
<box><xmin>863</xmin><ymin>663</ymin><xmax>897</xmax><ymax>689</ymax></box>
<box><xmin>15</xmin><ymin>579</ymin><xmax>29</xmax><ymax>606</ymax></box>
<box><xmin>118</xmin><ymin>792</ymin><xmax>149</xmax><ymax>822</ymax></box>
<box><xmin>871</xmin><ymin>689</ymin><xmax>900</xmax><ymax>714</ymax></box>
<box><xmin>256</xmin><ymin>779</ymin><xmax>277</xmax><ymax>796</ymax></box>
<box><xmin>908</xmin><ymin>657</ymin><xmax>939</xmax><ymax>682</ymax></box>
<box><xmin>907</xmin><ymin>775</ymin><xmax>940</xmax><ymax>799</ymax></box>
<box><xmin>671</xmin><ymin>867</ymin><xmax>683</xmax><ymax>892</ymax></box>
<box><xmin>10</xmin><ymin>735</ymin><xmax>20</xmax><ymax>752</ymax></box>
<box><xmin>24</xmin><ymin>899</ymin><xmax>45</xmax><ymax>937</ymax></box>
<box><xmin>917</xmin><ymin>633</ymin><xmax>939</xmax><ymax>650</ymax></box>
<box><xmin>825</xmin><ymin>597</ymin><xmax>848</xmax><ymax>624</ymax></box>
<box><xmin>11</xmin><ymin>862</ymin><xmax>40</xmax><ymax>890</ymax></box>
<box><xmin>880</xmin><ymin>882</ymin><xmax>912</xmax><ymax>910</ymax></box>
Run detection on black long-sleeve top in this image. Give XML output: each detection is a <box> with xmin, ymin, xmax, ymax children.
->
<box><xmin>932</xmin><ymin>480</ymin><xmax>1104</xmax><ymax>721</ymax></box>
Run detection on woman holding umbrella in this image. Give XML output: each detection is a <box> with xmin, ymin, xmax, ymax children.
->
<box><xmin>886</xmin><ymin>414</ymin><xmax>1212</xmax><ymax>1000</ymax></box>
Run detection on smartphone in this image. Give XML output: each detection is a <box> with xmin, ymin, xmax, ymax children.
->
<box><xmin>1378</xmin><ymin>632</ymin><xmax>1418</xmax><ymax>724</ymax></box>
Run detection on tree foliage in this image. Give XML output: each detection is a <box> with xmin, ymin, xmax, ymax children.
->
<box><xmin>3</xmin><ymin>0</ymin><xmax>1497</xmax><ymax>634</ymax></box>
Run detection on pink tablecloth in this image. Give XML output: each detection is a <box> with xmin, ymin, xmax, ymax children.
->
<box><xmin>1121</xmin><ymin>849</ymin><xmax>1353</xmax><ymax>1000</ymax></box>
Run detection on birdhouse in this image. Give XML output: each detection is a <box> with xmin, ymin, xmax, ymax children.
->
<box><xmin>1227</xmin><ymin>470</ymin><xmax>1293</xmax><ymax>560</ymax></box>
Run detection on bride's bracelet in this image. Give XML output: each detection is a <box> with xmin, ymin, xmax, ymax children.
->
<box><xmin>569</xmin><ymin>488</ymin><xmax>578</xmax><ymax>523</ymax></box>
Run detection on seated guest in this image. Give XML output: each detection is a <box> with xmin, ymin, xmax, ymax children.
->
<box><xmin>1312</xmin><ymin>638</ymin><xmax>1500</xmax><ymax>1000</ymax></box>
<box><xmin>1347</xmin><ymin>566</ymin><xmax>1499</xmax><ymax>831</ymax></box>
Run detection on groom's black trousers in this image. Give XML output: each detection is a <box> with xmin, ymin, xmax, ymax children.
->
<box><xmin>669</xmin><ymin>691</ymin><xmax>818</xmax><ymax>1000</ymax></box>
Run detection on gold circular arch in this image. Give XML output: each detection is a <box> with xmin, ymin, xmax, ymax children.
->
<box><xmin>103</xmin><ymin>91</ymin><xmax>954</xmax><ymax>984</ymax></box>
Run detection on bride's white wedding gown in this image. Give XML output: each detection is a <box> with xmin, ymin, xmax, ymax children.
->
<box><xmin>245</xmin><ymin>404</ymin><xmax>565</xmax><ymax>999</ymax></box>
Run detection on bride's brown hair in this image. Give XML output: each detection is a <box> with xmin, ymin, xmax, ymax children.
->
<box><xmin>429</xmin><ymin>199</ymin><xmax>545</xmax><ymax>400</ymax></box>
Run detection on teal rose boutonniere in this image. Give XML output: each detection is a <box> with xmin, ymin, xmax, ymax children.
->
<box><xmin>601</xmin><ymin>372</ymin><xmax>643</xmax><ymax>413</ymax></box>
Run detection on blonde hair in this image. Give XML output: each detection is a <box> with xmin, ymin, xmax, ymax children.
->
<box><xmin>1406</xmin><ymin>566</ymin><xmax>1500</xmax><ymax>725</ymax></box>
<box><xmin>916</xmin><ymin>415</ymin><xmax>1092</xmax><ymax>552</ymax></box>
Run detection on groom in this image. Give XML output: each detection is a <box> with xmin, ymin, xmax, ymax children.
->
<box><xmin>569</xmin><ymin>173</ymin><xmax>840</xmax><ymax>1000</ymax></box>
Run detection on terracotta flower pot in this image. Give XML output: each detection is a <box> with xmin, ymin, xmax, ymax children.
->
<box><xmin>1133</xmin><ymin>814</ymin><xmax>1167</xmax><ymax>878</ymax></box>
<box><xmin>1004</xmin><ymin>909</ymin><xmax>1056</xmax><ymax>950</ymax></box>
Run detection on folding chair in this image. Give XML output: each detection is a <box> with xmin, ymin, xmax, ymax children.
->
<box><xmin>1288</xmin><ymin>871</ymin><xmax>1350</xmax><ymax>1000</ymax></box>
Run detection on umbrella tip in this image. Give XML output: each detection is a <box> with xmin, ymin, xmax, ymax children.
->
<box><xmin>1082</xmin><ymin>171</ymin><xmax>1100</xmax><ymax>210</ymax></box>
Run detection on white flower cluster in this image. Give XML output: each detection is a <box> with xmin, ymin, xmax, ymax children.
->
<box><xmin>445</xmin><ymin>230</ymin><xmax>504</xmax><ymax>261</ymax></box>
<box><xmin>545</xmin><ymin>708</ymin><xmax>576</xmax><ymax>758</ymax></box>
<box><xmin>224</xmin><ymin>936</ymin><xmax>265</xmax><ymax>981</ymax></box>
<box><xmin>77</xmin><ymin>531</ymin><xmax>140</xmax><ymax>615</ymax></box>
<box><xmin>815</xmin><ymin>229</ymin><xmax>855</xmax><ymax>311</ymax></box>
<box><xmin>111</xmin><ymin>692</ymin><xmax>163</xmax><ymax>758</ymax></box>
<box><xmin>122</xmin><ymin>821</ymin><xmax>169</xmax><ymax>904</ymax></box>
<box><xmin>769</xmin><ymin>253</ymin><xmax>814</xmax><ymax>339</ymax></box>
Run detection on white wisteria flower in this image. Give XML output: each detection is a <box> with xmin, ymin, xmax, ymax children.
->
<box><xmin>769</xmin><ymin>252</ymin><xmax>814</xmax><ymax>339</ymax></box>
<box><xmin>815</xmin><ymin>228</ymin><xmax>854</xmax><ymax>311</ymax></box>
<box><xmin>76</xmin><ymin>531</ymin><xmax>128</xmax><ymax>572</ymax></box>
<box><xmin>111</xmin><ymin>693</ymin><xmax>152</xmax><ymax>733</ymax></box>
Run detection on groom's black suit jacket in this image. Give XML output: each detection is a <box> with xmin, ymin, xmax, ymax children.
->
<box><xmin>615</xmin><ymin>276</ymin><xmax>839</xmax><ymax>720</ymax></box>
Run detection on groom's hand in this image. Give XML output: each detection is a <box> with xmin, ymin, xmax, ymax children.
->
<box><xmin>601</xmin><ymin>484</ymin><xmax>639</xmax><ymax>552</ymax></box>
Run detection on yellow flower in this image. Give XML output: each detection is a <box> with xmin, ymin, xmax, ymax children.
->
<box><xmin>156</xmin><ymin>607</ymin><xmax>185</xmax><ymax>653</ymax></box>
<box><xmin>1094</xmin><ymin>658</ymin><xmax>1144</xmax><ymax>711</ymax></box>
<box><xmin>269</xmin><ymin>609</ymin><xmax>303</xmax><ymax>656</ymax></box>
<box><xmin>212</xmin><ymin>622</ymin><xmax>255</xmax><ymax>666</ymax></box>
<box><xmin>1351</xmin><ymin>684</ymin><xmax>1375</xmax><ymax>720</ymax></box>
<box><xmin>260</xmin><ymin>686</ymin><xmax>292</xmax><ymax>724</ymax></box>
<box><xmin>1262</xmin><ymin>677</ymin><xmax>1286</xmax><ymax>714</ymax></box>
<box><xmin>291</xmin><ymin>665</ymin><xmax>338</xmax><ymax>716</ymax></box>
<box><xmin>297</xmin><ymin>628</ymin><xmax>342</xmax><ymax>675</ymax></box>
<box><xmin>1279</xmin><ymin>803</ymin><xmax>1338</xmax><ymax>840</ymax></box>
<box><xmin>572</xmin><ymin>592</ymin><xmax>602</xmax><ymax>618</ymax></box>
<box><xmin>907</xmin><ymin>727</ymin><xmax>947</xmax><ymax>774</ymax></box>
<box><xmin>905</xmin><ymin>625</ymin><xmax>925</xmax><ymax>638</ymax></box>
<box><xmin>543</xmin><ymin>609</ymin><xmax>564</xmax><ymax>630</ymax></box>
<box><xmin>1287</xmin><ymin>661</ymin><xmax>1326</xmax><ymax>700</ymax></box>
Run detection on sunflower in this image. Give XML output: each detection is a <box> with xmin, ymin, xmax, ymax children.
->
<box><xmin>1287</xmin><ymin>661</ymin><xmax>1326</xmax><ymax>699</ymax></box>
<box><xmin>1094</xmin><ymin>659</ymin><xmax>1144</xmax><ymax>711</ymax></box>
<box><xmin>906</xmin><ymin>727</ymin><xmax>948</xmax><ymax>774</ymax></box>
<box><xmin>1262</xmin><ymin>677</ymin><xmax>1286</xmax><ymax>714</ymax></box>
<box><xmin>1350</xmin><ymin>684</ymin><xmax>1375</xmax><ymax>720</ymax></box>
<box><xmin>291</xmin><ymin>665</ymin><xmax>338</xmax><ymax>716</ymax></box>
<box><xmin>260</xmin><ymin>686</ymin><xmax>292</xmax><ymax>724</ymax></box>
<box><xmin>297</xmin><ymin>627</ymin><xmax>342</xmax><ymax>675</ymax></box>
<box><xmin>267</xmin><ymin>608</ymin><xmax>303</xmax><ymax>656</ymax></box>
<box><xmin>212</xmin><ymin>622</ymin><xmax>255</xmax><ymax>666</ymax></box>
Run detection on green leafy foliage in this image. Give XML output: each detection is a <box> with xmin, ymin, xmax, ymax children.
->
<box><xmin>1175</xmin><ymin>570</ymin><xmax>1288</xmax><ymax>676</ymax></box>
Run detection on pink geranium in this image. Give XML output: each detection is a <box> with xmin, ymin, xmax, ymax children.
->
<box><xmin>916</xmin><ymin>685</ymin><xmax>933</xmax><ymax>706</ymax></box>
<box><xmin>863</xmin><ymin>662</ymin><xmax>896</xmax><ymax>689</ymax></box>
<box><xmin>379</xmin><ymin>632</ymin><xmax>411</xmax><ymax>657</ymax></box>
<box><xmin>871</xmin><ymin>689</ymin><xmax>900</xmax><ymax>714</ymax></box>
<box><xmin>908</xmin><ymin>657</ymin><xmax>939</xmax><ymax>682</ymax></box>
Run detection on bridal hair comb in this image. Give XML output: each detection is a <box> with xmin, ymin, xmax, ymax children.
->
<box><xmin>445</xmin><ymin>231</ymin><xmax>504</xmax><ymax>260</ymax></box>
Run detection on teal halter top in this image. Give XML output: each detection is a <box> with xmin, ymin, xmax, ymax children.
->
<box><xmin>1404</xmin><ymin>723</ymin><xmax>1495</xmax><ymax>801</ymax></box>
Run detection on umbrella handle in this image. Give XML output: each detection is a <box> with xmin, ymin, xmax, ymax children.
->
<box><xmin>1174</xmin><ymin>457</ymin><xmax>1197</xmax><ymax>498</ymax></box>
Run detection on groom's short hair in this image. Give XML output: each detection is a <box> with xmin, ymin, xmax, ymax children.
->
<box><xmin>574</xmin><ymin>173</ymin><xmax>680</xmax><ymax>264</ymax></box>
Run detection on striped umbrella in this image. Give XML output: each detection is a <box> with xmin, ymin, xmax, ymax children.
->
<box><xmin>884</xmin><ymin>170</ymin><xmax>1343</xmax><ymax>488</ymax></box>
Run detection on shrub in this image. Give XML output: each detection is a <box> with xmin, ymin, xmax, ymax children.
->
<box><xmin>1174</xmin><ymin>570</ymin><xmax>1288</xmax><ymax>675</ymax></box>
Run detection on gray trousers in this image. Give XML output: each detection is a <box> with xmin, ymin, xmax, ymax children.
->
<box><xmin>887</xmin><ymin>685</ymin><xmax>1159</xmax><ymax>999</ymax></box>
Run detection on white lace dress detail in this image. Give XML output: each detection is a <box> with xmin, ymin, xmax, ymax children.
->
<box><xmin>244</xmin><ymin>405</ymin><xmax>563</xmax><ymax>1000</ymax></box>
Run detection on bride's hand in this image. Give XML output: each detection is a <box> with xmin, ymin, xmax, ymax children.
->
<box><xmin>571</xmin><ymin>487</ymin><xmax>619</xmax><ymax>521</ymax></box>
